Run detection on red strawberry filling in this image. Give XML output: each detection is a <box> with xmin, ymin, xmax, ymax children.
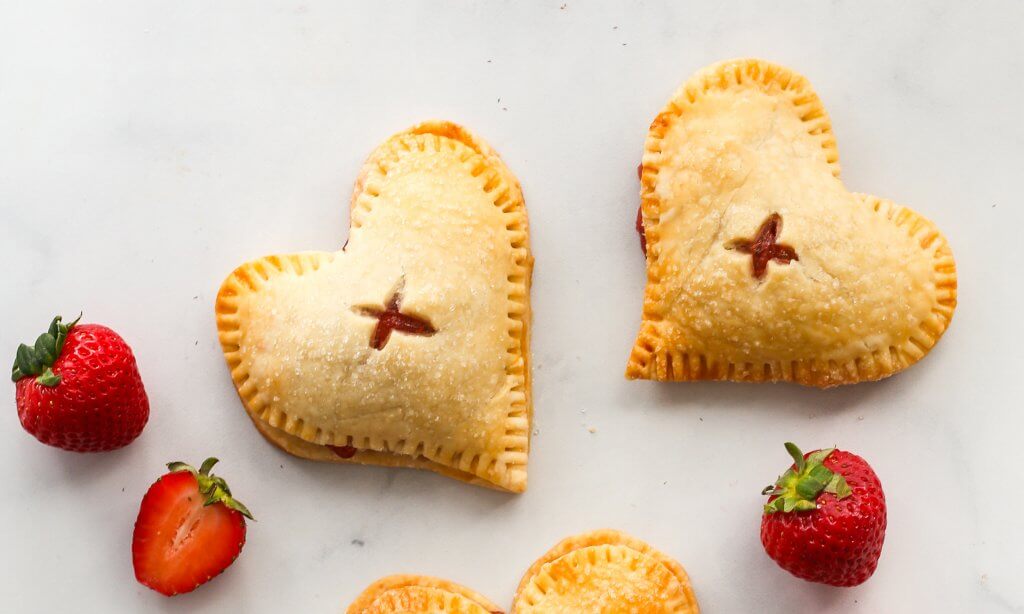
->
<box><xmin>636</xmin><ymin>206</ymin><xmax>647</xmax><ymax>256</ymax></box>
<box><xmin>354</xmin><ymin>285</ymin><xmax>436</xmax><ymax>350</ymax></box>
<box><xmin>329</xmin><ymin>445</ymin><xmax>358</xmax><ymax>459</ymax></box>
<box><xmin>636</xmin><ymin>163</ymin><xmax>647</xmax><ymax>256</ymax></box>
<box><xmin>727</xmin><ymin>213</ymin><xmax>798</xmax><ymax>279</ymax></box>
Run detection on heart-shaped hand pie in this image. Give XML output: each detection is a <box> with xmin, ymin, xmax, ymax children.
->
<box><xmin>627</xmin><ymin>58</ymin><xmax>957</xmax><ymax>387</ymax></box>
<box><xmin>346</xmin><ymin>530</ymin><xmax>699</xmax><ymax>613</ymax></box>
<box><xmin>216</xmin><ymin>121</ymin><xmax>532</xmax><ymax>492</ymax></box>
<box><xmin>347</xmin><ymin>575</ymin><xmax>503</xmax><ymax>613</ymax></box>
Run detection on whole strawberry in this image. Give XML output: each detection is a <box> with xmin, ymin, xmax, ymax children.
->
<box><xmin>133</xmin><ymin>458</ymin><xmax>253</xmax><ymax>596</ymax></box>
<box><xmin>760</xmin><ymin>442</ymin><xmax>886</xmax><ymax>587</ymax></box>
<box><xmin>12</xmin><ymin>314</ymin><xmax>149</xmax><ymax>452</ymax></box>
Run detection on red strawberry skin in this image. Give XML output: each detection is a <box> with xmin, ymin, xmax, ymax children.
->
<box><xmin>760</xmin><ymin>449</ymin><xmax>887</xmax><ymax>587</ymax></box>
<box><xmin>133</xmin><ymin>470</ymin><xmax>247</xmax><ymax>596</ymax></box>
<box><xmin>16</xmin><ymin>323</ymin><xmax>149</xmax><ymax>452</ymax></box>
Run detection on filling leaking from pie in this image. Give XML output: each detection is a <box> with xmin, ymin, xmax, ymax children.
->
<box><xmin>628</xmin><ymin>58</ymin><xmax>957</xmax><ymax>387</ymax></box>
<box><xmin>216</xmin><ymin>120</ymin><xmax>532</xmax><ymax>492</ymax></box>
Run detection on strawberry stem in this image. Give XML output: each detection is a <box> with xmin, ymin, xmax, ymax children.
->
<box><xmin>763</xmin><ymin>442</ymin><xmax>851</xmax><ymax>514</ymax></box>
<box><xmin>166</xmin><ymin>458</ymin><xmax>255</xmax><ymax>520</ymax></box>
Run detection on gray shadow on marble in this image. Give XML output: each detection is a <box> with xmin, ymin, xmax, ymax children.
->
<box><xmin>32</xmin><ymin>436</ymin><xmax>146</xmax><ymax>485</ymax></box>
<box><xmin>637</xmin><ymin>362</ymin><xmax>926</xmax><ymax>418</ymax></box>
<box><xmin>270</xmin><ymin>445</ymin><xmax>518</xmax><ymax>512</ymax></box>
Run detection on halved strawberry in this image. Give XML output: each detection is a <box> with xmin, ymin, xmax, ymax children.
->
<box><xmin>132</xmin><ymin>458</ymin><xmax>253</xmax><ymax>596</ymax></box>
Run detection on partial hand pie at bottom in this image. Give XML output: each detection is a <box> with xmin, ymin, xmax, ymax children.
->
<box><xmin>346</xmin><ymin>530</ymin><xmax>700</xmax><ymax>613</ymax></box>
<box><xmin>217</xmin><ymin>121</ymin><xmax>532</xmax><ymax>492</ymax></box>
<box><xmin>346</xmin><ymin>575</ymin><xmax>503</xmax><ymax>613</ymax></box>
<box><xmin>628</xmin><ymin>58</ymin><xmax>957</xmax><ymax>387</ymax></box>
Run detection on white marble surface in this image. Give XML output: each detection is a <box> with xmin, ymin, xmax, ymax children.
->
<box><xmin>1</xmin><ymin>1</ymin><xmax>1021</xmax><ymax>612</ymax></box>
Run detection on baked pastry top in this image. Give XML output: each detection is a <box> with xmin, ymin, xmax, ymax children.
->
<box><xmin>512</xmin><ymin>529</ymin><xmax>699</xmax><ymax>613</ymax></box>
<box><xmin>347</xmin><ymin>575</ymin><xmax>503</xmax><ymax>614</ymax></box>
<box><xmin>627</xmin><ymin>58</ymin><xmax>957</xmax><ymax>387</ymax></box>
<box><xmin>217</xmin><ymin>121</ymin><xmax>532</xmax><ymax>492</ymax></box>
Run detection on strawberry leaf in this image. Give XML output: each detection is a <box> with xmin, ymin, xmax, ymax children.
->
<box><xmin>785</xmin><ymin>442</ymin><xmax>806</xmax><ymax>473</ymax></box>
<box><xmin>806</xmin><ymin>448</ymin><xmax>835</xmax><ymax>465</ymax></box>
<box><xmin>11</xmin><ymin>314</ymin><xmax>81</xmax><ymax>385</ymax></box>
<box><xmin>33</xmin><ymin>333</ymin><xmax>57</xmax><ymax>365</ymax></box>
<box><xmin>222</xmin><ymin>497</ymin><xmax>254</xmax><ymax>520</ymax></box>
<box><xmin>825</xmin><ymin>473</ymin><xmax>852</xmax><ymax>500</ymax></box>
<box><xmin>199</xmin><ymin>457</ymin><xmax>220</xmax><ymax>476</ymax></box>
<box><xmin>36</xmin><ymin>368</ymin><xmax>61</xmax><ymax>387</ymax></box>
<box><xmin>807</xmin><ymin>463</ymin><xmax>833</xmax><ymax>482</ymax></box>
<box><xmin>167</xmin><ymin>462</ymin><xmax>198</xmax><ymax>477</ymax></box>
<box><xmin>16</xmin><ymin>344</ymin><xmax>40</xmax><ymax>377</ymax></box>
<box><xmin>795</xmin><ymin>476</ymin><xmax>826</xmax><ymax>499</ymax></box>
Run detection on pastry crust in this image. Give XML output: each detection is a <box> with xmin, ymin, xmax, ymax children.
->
<box><xmin>348</xmin><ymin>575</ymin><xmax>503</xmax><ymax>613</ymax></box>
<box><xmin>512</xmin><ymin>529</ymin><xmax>699</xmax><ymax>613</ymax></box>
<box><xmin>217</xmin><ymin>121</ymin><xmax>532</xmax><ymax>492</ymax></box>
<box><xmin>627</xmin><ymin>58</ymin><xmax>957</xmax><ymax>387</ymax></box>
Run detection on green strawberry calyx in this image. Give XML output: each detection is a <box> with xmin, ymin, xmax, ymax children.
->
<box><xmin>167</xmin><ymin>457</ymin><xmax>254</xmax><ymax>520</ymax></box>
<box><xmin>761</xmin><ymin>442</ymin><xmax>852</xmax><ymax>514</ymax></box>
<box><xmin>11</xmin><ymin>314</ymin><xmax>82</xmax><ymax>387</ymax></box>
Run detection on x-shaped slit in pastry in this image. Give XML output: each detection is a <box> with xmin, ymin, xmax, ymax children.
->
<box><xmin>353</xmin><ymin>281</ymin><xmax>437</xmax><ymax>350</ymax></box>
<box><xmin>726</xmin><ymin>213</ymin><xmax>799</xmax><ymax>279</ymax></box>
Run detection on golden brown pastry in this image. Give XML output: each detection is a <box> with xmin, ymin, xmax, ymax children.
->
<box><xmin>628</xmin><ymin>58</ymin><xmax>956</xmax><ymax>387</ymax></box>
<box><xmin>347</xmin><ymin>575</ymin><xmax>503</xmax><ymax>614</ymax></box>
<box><xmin>217</xmin><ymin>121</ymin><xmax>532</xmax><ymax>491</ymax></box>
<box><xmin>512</xmin><ymin>529</ymin><xmax>699</xmax><ymax>613</ymax></box>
